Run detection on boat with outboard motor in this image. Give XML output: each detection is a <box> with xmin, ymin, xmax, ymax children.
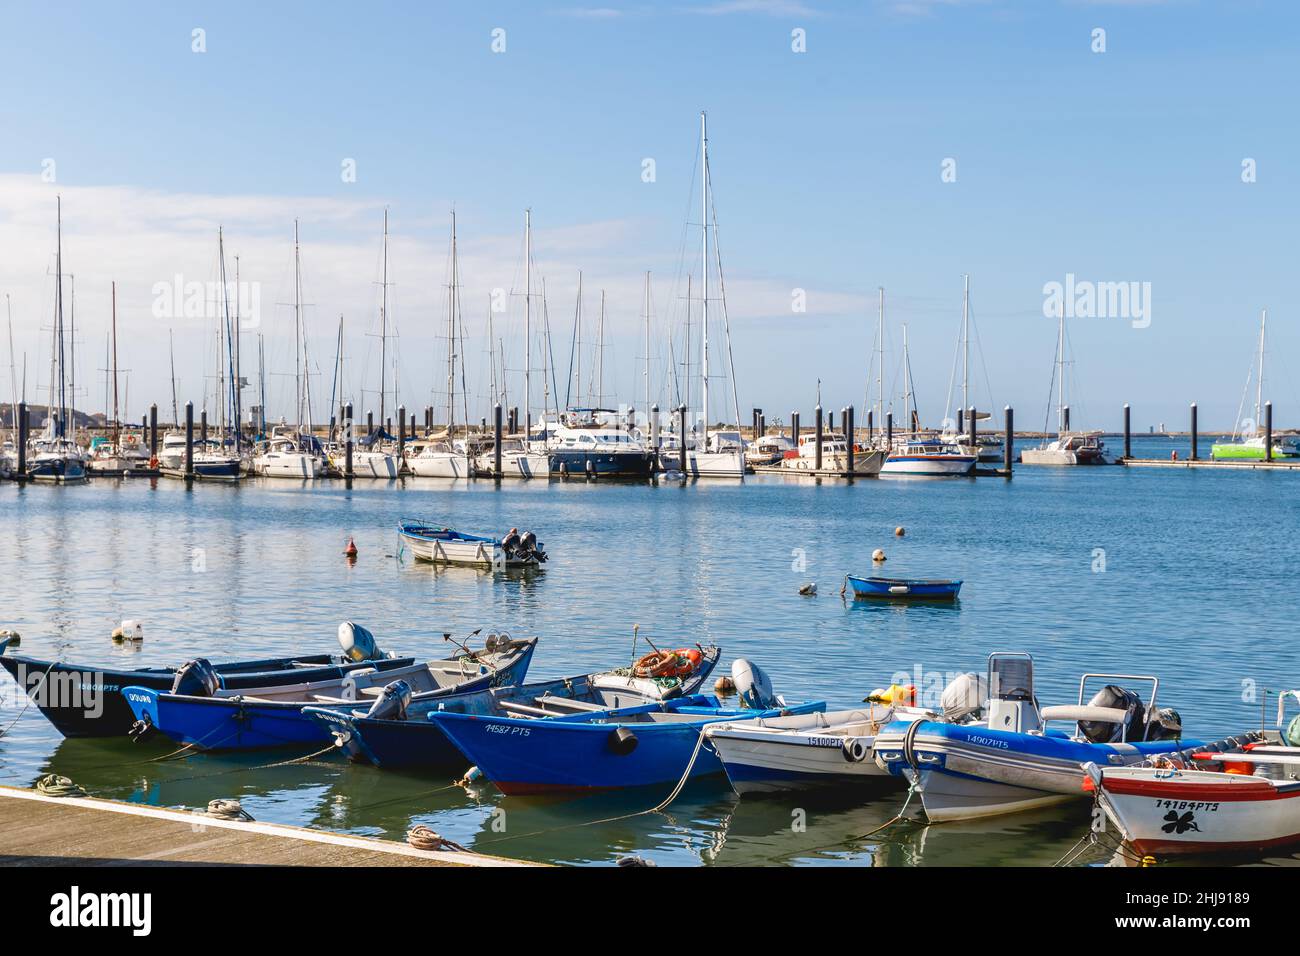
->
<box><xmin>705</xmin><ymin>672</ymin><xmax>924</xmax><ymax>795</ymax></box>
<box><xmin>872</xmin><ymin>652</ymin><xmax>1203</xmax><ymax>822</ymax></box>
<box><xmin>397</xmin><ymin>521</ymin><xmax>547</xmax><ymax>568</ymax></box>
<box><xmin>0</xmin><ymin>626</ymin><xmax>416</xmax><ymax>738</ymax></box>
<box><xmin>123</xmin><ymin>629</ymin><xmax>537</xmax><ymax>751</ymax></box>
<box><xmin>428</xmin><ymin>661</ymin><xmax>823</xmax><ymax>794</ymax></box>
<box><xmin>305</xmin><ymin>643</ymin><xmax>721</xmax><ymax>770</ymax></box>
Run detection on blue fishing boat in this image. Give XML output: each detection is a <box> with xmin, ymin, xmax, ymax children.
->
<box><xmin>124</xmin><ymin>635</ymin><xmax>536</xmax><ymax>751</ymax></box>
<box><xmin>0</xmin><ymin>628</ymin><xmax>416</xmax><ymax>738</ymax></box>
<box><xmin>872</xmin><ymin>652</ymin><xmax>1202</xmax><ymax>822</ymax></box>
<box><xmin>843</xmin><ymin>575</ymin><xmax>962</xmax><ymax>601</ymax></box>
<box><xmin>304</xmin><ymin>644</ymin><xmax>721</xmax><ymax>770</ymax></box>
<box><xmin>428</xmin><ymin>692</ymin><xmax>825</xmax><ymax>795</ymax></box>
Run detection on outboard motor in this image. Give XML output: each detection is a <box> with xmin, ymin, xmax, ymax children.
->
<box><xmin>940</xmin><ymin>672</ymin><xmax>988</xmax><ymax>720</ymax></box>
<box><xmin>338</xmin><ymin>621</ymin><xmax>387</xmax><ymax>662</ymax></box>
<box><xmin>1079</xmin><ymin>685</ymin><xmax>1146</xmax><ymax>743</ymax></box>
<box><xmin>1147</xmin><ymin>707</ymin><xmax>1182</xmax><ymax>742</ymax></box>
<box><xmin>501</xmin><ymin>528</ymin><xmax>522</xmax><ymax>556</ymax></box>
<box><xmin>365</xmin><ymin>680</ymin><xmax>413</xmax><ymax>722</ymax></box>
<box><xmin>733</xmin><ymin>659</ymin><xmax>779</xmax><ymax>710</ymax></box>
<box><xmin>518</xmin><ymin>531</ymin><xmax>546</xmax><ymax>563</ymax></box>
<box><xmin>171</xmin><ymin>658</ymin><xmax>220</xmax><ymax>697</ymax></box>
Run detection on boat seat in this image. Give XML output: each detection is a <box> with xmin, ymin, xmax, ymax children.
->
<box><xmin>533</xmin><ymin>695</ymin><xmax>606</xmax><ymax>712</ymax></box>
<box><xmin>1040</xmin><ymin>704</ymin><xmax>1129</xmax><ymax>725</ymax></box>
<box><xmin>498</xmin><ymin>700</ymin><xmax>561</xmax><ymax>717</ymax></box>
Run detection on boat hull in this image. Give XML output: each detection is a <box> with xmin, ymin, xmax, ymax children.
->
<box><xmin>1089</xmin><ymin>766</ymin><xmax>1300</xmax><ymax>856</ymax></box>
<box><xmin>475</xmin><ymin>452</ymin><xmax>549</xmax><ymax>479</ymax></box>
<box><xmin>879</xmin><ymin>454</ymin><xmax>974</xmax><ymax>477</ymax></box>
<box><xmin>408</xmin><ymin>453</ymin><xmax>468</xmax><ymax>478</ymax></box>
<box><xmin>780</xmin><ymin>450</ymin><xmax>885</xmax><ymax>475</ymax></box>
<box><xmin>873</xmin><ymin>720</ymin><xmax>1198</xmax><ymax>822</ymax></box>
<box><xmin>685</xmin><ymin>450</ymin><xmax>746</xmax><ymax>478</ymax></box>
<box><xmin>27</xmin><ymin>457</ymin><xmax>87</xmax><ymax>483</ymax></box>
<box><xmin>253</xmin><ymin>453</ymin><xmax>322</xmax><ymax>478</ymax></box>
<box><xmin>845</xmin><ymin>575</ymin><xmax>962</xmax><ymax>601</ymax></box>
<box><xmin>708</xmin><ymin>725</ymin><xmax>898</xmax><ymax>795</ymax></box>
<box><xmin>0</xmin><ymin>646</ymin><xmax>415</xmax><ymax>738</ymax></box>
<box><xmin>350</xmin><ymin>452</ymin><xmax>400</xmax><ymax>479</ymax></box>
<box><xmin>550</xmin><ymin>450</ymin><xmax>653</xmax><ymax>479</ymax></box>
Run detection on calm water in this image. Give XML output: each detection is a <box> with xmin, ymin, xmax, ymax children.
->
<box><xmin>2</xmin><ymin>434</ymin><xmax>1298</xmax><ymax>867</ymax></box>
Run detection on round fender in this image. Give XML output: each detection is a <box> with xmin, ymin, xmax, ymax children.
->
<box><xmin>841</xmin><ymin>738</ymin><xmax>870</xmax><ymax>762</ymax></box>
<box><xmin>607</xmin><ymin>727</ymin><xmax>639</xmax><ymax>756</ymax></box>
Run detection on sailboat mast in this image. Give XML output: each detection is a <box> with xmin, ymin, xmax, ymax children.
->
<box><xmin>380</xmin><ymin>209</ymin><xmax>389</xmax><ymax>426</ymax></box>
<box><xmin>53</xmin><ymin>197</ymin><xmax>64</xmax><ymax>439</ymax></box>
<box><xmin>700</xmin><ymin>111</ymin><xmax>709</xmax><ymax>437</ymax></box>
<box><xmin>643</xmin><ymin>271</ymin><xmax>651</xmax><ymax>417</ymax></box>
<box><xmin>902</xmin><ymin>323</ymin><xmax>911</xmax><ymax>435</ymax></box>
<box><xmin>596</xmin><ymin>290</ymin><xmax>605</xmax><ymax>406</ymax></box>
<box><xmin>876</xmin><ymin>287</ymin><xmax>884</xmax><ymax>423</ymax></box>
<box><xmin>6</xmin><ymin>294</ymin><xmax>18</xmax><ymax>439</ymax></box>
<box><xmin>169</xmin><ymin>330</ymin><xmax>178</xmax><ymax>426</ymax></box>
<box><xmin>961</xmin><ymin>274</ymin><xmax>970</xmax><ymax>416</ymax></box>
<box><xmin>1256</xmin><ymin>308</ymin><xmax>1267</xmax><ymax>425</ymax></box>
<box><xmin>524</xmin><ymin>208</ymin><xmax>531</xmax><ymax>433</ymax></box>
<box><xmin>1057</xmin><ymin>302</ymin><xmax>1066</xmax><ymax>435</ymax></box>
<box><xmin>233</xmin><ymin>255</ymin><xmax>242</xmax><ymax>450</ymax></box>
<box><xmin>447</xmin><ymin>210</ymin><xmax>458</xmax><ymax>435</ymax></box>
<box><xmin>111</xmin><ymin>281</ymin><xmax>119</xmax><ymax>445</ymax></box>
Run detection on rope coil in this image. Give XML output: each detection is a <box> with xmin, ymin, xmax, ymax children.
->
<box><xmin>407</xmin><ymin>824</ymin><xmax>469</xmax><ymax>853</ymax></box>
<box><xmin>35</xmin><ymin>774</ymin><xmax>87</xmax><ymax>798</ymax></box>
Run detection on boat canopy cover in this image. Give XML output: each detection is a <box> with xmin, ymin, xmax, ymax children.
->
<box><xmin>358</xmin><ymin>429</ymin><xmax>395</xmax><ymax>447</ymax></box>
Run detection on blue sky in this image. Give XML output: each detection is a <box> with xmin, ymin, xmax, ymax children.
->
<box><xmin>1</xmin><ymin>0</ymin><xmax>1297</xmax><ymax>430</ymax></box>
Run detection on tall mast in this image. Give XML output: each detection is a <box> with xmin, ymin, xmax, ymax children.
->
<box><xmin>902</xmin><ymin>323</ymin><xmax>911</xmax><ymax>435</ymax></box>
<box><xmin>110</xmin><ymin>280</ymin><xmax>119</xmax><ymax>445</ymax></box>
<box><xmin>379</xmin><ymin>208</ymin><xmax>389</xmax><ymax>426</ymax></box>
<box><xmin>524</xmin><ymin>208</ymin><xmax>531</xmax><ymax>432</ymax></box>
<box><xmin>961</xmin><ymin>274</ymin><xmax>970</xmax><ymax>416</ymax></box>
<box><xmin>447</xmin><ymin>210</ymin><xmax>458</xmax><ymax>435</ymax></box>
<box><xmin>876</xmin><ymin>287</ymin><xmax>884</xmax><ymax>422</ymax></box>
<box><xmin>643</xmin><ymin>271</ymin><xmax>651</xmax><ymax>416</ymax></box>
<box><xmin>574</xmin><ymin>272</ymin><xmax>583</xmax><ymax>407</ymax></box>
<box><xmin>487</xmin><ymin>295</ymin><xmax>497</xmax><ymax>409</ymax></box>
<box><xmin>168</xmin><ymin>330</ymin><xmax>178</xmax><ymax>426</ymax></box>
<box><xmin>1255</xmin><ymin>308</ymin><xmax>1267</xmax><ymax>425</ymax></box>
<box><xmin>233</xmin><ymin>255</ymin><xmax>242</xmax><ymax>449</ymax></box>
<box><xmin>684</xmin><ymin>274</ymin><xmax>691</xmax><ymax>414</ymax></box>
<box><xmin>6</xmin><ymin>294</ymin><xmax>17</xmax><ymax>439</ymax></box>
<box><xmin>1057</xmin><ymin>301</ymin><xmax>1066</xmax><ymax>435</ymax></box>
<box><xmin>294</xmin><ymin>219</ymin><xmax>303</xmax><ymax>431</ymax></box>
<box><xmin>217</xmin><ymin>227</ymin><xmax>227</xmax><ymax>440</ymax></box>
<box><xmin>68</xmin><ymin>273</ymin><xmax>76</xmax><ymax>438</ymax></box>
<box><xmin>700</xmin><ymin>111</ymin><xmax>710</xmax><ymax>436</ymax></box>
<box><xmin>52</xmin><ymin>196</ymin><xmax>64</xmax><ymax>439</ymax></box>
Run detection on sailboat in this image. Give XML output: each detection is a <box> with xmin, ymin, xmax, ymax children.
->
<box><xmin>879</xmin><ymin>324</ymin><xmax>975</xmax><ymax>477</ymax></box>
<box><xmin>252</xmin><ymin>220</ymin><xmax>324</xmax><ymax>478</ymax></box>
<box><xmin>1</xmin><ymin>295</ymin><xmax>19</xmax><ymax>477</ymax></box>
<box><xmin>87</xmin><ymin>282</ymin><xmax>147</xmax><ymax>475</ymax></box>
<box><xmin>682</xmin><ymin>112</ymin><xmax>744</xmax><ymax>479</ymax></box>
<box><xmin>949</xmin><ymin>275</ymin><xmax>1003</xmax><ymax>464</ymax></box>
<box><xmin>477</xmin><ymin>209</ymin><xmax>550</xmax><ymax>479</ymax></box>
<box><xmin>410</xmin><ymin>211</ymin><xmax>471</xmax><ymax>479</ymax></box>
<box><xmin>190</xmin><ymin>229</ymin><xmax>242</xmax><ymax>480</ymax></box>
<box><xmin>351</xmin><ymin>211</ymin><xmax>400</xmax><ymax>479</ymax></box>
<box><xmin>28</xmin><ymin>196</ymin><xmax>87</xmax><ymax>483</ymax></box>
<box><xmin>1212</xmin><ymin>309</ymin><xmax>1300</xmax><ymax>460</ymax></box>
<box><xmin>1021</xmin><ymin>303</ymin><xmax>1110</xmax><ymax>466</ymax></box>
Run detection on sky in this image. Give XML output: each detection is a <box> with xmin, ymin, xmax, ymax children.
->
<box><xmin>0</xmin><ymin>0</ymin><xmax>1297</xmax><ymax>432</ymax></box>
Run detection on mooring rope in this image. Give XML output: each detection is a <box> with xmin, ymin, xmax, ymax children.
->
<box><xmin>406</xmin><ymin>824</ymin><xmax>470</xmax><ymax>853</ymax></box>
<box><xmin>202</xmin><ymin>798</ymin><xmax>255</xmax><ymax>821</ymax></box>
<box><xmin>0</xmin><ymin>656</ymin><xmax>59</xmax><ymax>739</ymax></box>
<box><xmin>35</xmin><ymin>774</ymin><xmax>87</xmax><ymax>798</ymax></box>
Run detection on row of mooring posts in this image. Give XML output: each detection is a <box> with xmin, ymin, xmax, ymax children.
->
<box><xmin>1117</xmin><ymin>400</ymin><xmax>1276</xmax><ymax>463</ymax></box>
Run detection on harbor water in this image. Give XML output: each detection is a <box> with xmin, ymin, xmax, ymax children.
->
<box><xmin>2</xmin><ymin>434</ymin><xmax>1298</xmax><ymax>867</ymax></box>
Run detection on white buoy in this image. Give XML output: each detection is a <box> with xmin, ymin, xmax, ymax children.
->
<box><xmin>872</xmin><ymin>548</ymin><xmax>886</xmax><ymax>562</ymax></box>
<box><xmin>112</xmin><ymin>620</ymin><xmax>143</xmax><ymax>642</ymax></box>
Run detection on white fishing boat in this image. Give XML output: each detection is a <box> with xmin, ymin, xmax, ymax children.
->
<box><xmin>781</xmin><ymin>431</ymin><xmax>884</xmax><ymax>474</ymax></box>
<box><xmin>397</xmin><ymin>521</ymin><xmax>547</xmax><ymax>568</ymax></box>
<box><xmin>1085</xmin><ymin>742</ymin><xmax>1300</xmax><ymax>857</ymax></box>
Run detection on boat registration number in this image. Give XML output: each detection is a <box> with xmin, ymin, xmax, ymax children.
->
<box><xmin>1153</xmin><ymin>799</ymin><xmax>1220</xmax><ymax>812</ymax></box>
<box><xmin>485</xmin><ymin>725</ymin><xmax>531</xmax><ymax>737</ymax></box>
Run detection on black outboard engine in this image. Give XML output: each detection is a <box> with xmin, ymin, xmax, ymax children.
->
<box><xmin>501</xmin><ymin>529</ymin><xmax>522</xmax><ymax>556</ymax></box>
<box><xmin>1079</xmin><ymin>685</ymin><xmax>1146</xmax><ymax>743</ymax></box>
<box><xmin>366</xmin><ymin>680</ymin><xmax>413</xmax><ymax>722</ymax></box>
<box><xmin>171</xmin><ymin>658</ymin><xmax>220</xmax><ymax>697</ymax></box>
<box><xmin>519</xmin><ymin>530</ymin><xmax>546</xmax><ymax>563</ymax></box>
<box><xmin>1147</xmin><ymin>707</ymin><xmax>1182</xmax><ymax>741</ymax></box>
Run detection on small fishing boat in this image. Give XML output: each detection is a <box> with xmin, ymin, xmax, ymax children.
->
<box><xmin>305</xmin><ymin>644</ymin><xmax>721</xmax><ymax>770</ymax></box>
<box><xmin>397</xmin><ymin>521</ymin><xmax>547</xmax><ymax>568</ymax></box>
<box><xmin>745</xmin><ymin>433</ymin><xmax>794</xmax><ymax>468</ymax></box>
<box><xmin>1084</xmin><ymin>742</ymin><xmax>1300</xmax><ymax>857</ymax></box>
<box><xmin>429</xmin><ymin>687</ymin><xmax>824</xmax><ymax>795</ymax></box>
<box><xmin>0</xmin><ymin>626</ymin><xmax>416</xmax><ymax>738</ymax></box>
<box><xmin>879</xmin><ymin>437</ymin><xmax>976</xmax><ymax>477</ymax></box>
<box><xmin>843</xmin><ymin>575</ymin><xmax>962</xmax><ymax>601</ymax></box>
<box><xmin>782</xmin><ymin>433</ymin><xmax>885</xmax><ymax>475</ymax></box>
<box><xmin>705</xmin><ymin>677</ymin><xmax>924</xmax><ymax>794</ymax></box>
<box><xmin>124</xmin><ymin>633</ymin><xmax>537</xmax><ymax>751</ymax></box>
<box><xmin>872</xmin><ymin>652</ymin><xmax>1207</xmax><ymax>822</ymax></box>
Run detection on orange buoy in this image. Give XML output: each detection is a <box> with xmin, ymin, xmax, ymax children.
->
<box><xmin>344</xmin><ymin>537</ymin><xmax>358</xmax><ymax>558</ymax></box>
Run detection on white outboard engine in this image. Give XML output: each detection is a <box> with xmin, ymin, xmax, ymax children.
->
<box><xmin>732</xmin><ymin>659</ymin><xmax>779</xmax><ymax>710</ymax></box>
<box><xmin>338</xmin><ymin>621</ymin><xmax>387</xmax><ymax>662</ymax></box>
<box><xmin>940</xmin><ymin>672</ymin><xmax>988</xmax><ymax>721</ymax></box>
<box><xmin>366</xmin><ymin>680</ymin><xmax>413</xmax><ymax>721</ymax></box>
<box><xmin>171</xmin><ymin>658</ymin><xmax>220</xmax><ymax>697</ymax></box>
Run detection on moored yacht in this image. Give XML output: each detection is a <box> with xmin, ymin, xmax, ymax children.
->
<box><xmin>879</xmin><ymin>436</ymin><xmax>976</xmax><ymax>477</ymax></box>
<box><xmin>547</xmin><ymin>410</ymin><xmax>653</xmax><ymax>479</ymax></box>
<box><xmin>782</xmin><ymin>431</ymin><xmax>884</xmax><ymax>475</ymax></box>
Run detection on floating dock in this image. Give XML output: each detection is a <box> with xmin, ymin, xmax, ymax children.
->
<box><xmin>1122</xmin><ymin>458</ymin><xmax>1300</xmax><ymax>471</ymax></box>
<box><xmin>0</xmin><ymin>785</ymin><xmax>531</xmax><ymax>867</ymax></box>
